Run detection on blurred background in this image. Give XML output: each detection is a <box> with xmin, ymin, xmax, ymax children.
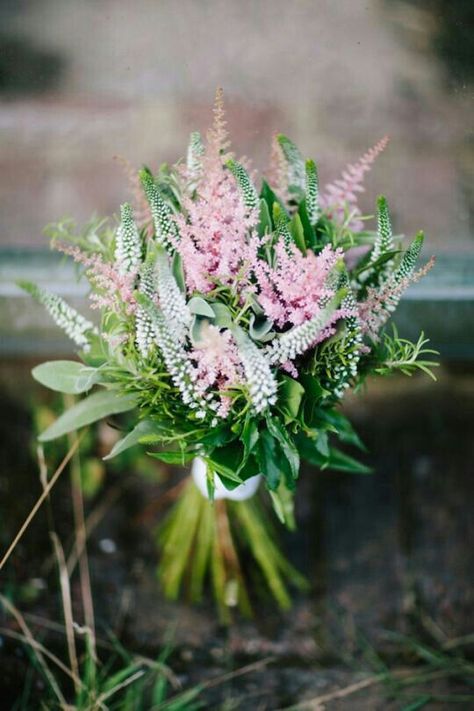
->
<box><xmin>0</xmin><ymin>0</ymin><xmax>472</xmax><ymax>250</ymax></box>
<box><xmin>1</xmin><ymin>1</ymin><xmax>473</xmax><ymax>708</ymax></box>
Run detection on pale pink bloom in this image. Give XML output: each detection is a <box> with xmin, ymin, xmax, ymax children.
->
<box><xmin>266</xmin><ymin>133</ymin><xmax>290</xmax><ymax>204</ymax></box>
<box><xmin>175</xmin><ymin>89</ymin><xmax>259</xmax><ymax>294</ymax></box>
<box><xmin>175</xmin><ymin>157</ymin><xmax>258</xmax><ymax>294</ymax></box>
<box><xmin>358</xmin><ymin>257</ymin><xmax>435</xmax><ymax>340</ymax></box>
<box><xmin>190</xmin><ymin>323</ymin><xmax>244</xmax><ymax>416</ymax></box>
<box><xmin>56</xmin><ymin>243</ymin><xmax>138</xmax><ymax>316</ymax></box>
<box><xmin>320</xmin><ymin>137</ymin><xmax>389</xmax><ymax>231</ymax></box>
<box><xmin>250</xmin><ymin>240</ymin><xmax>342</xmax><ymax>328</ymax></box>
<box><xmin>281</xmin><ymin>360</ymin><xmax>298</xmax><ymax>378</ymax></box>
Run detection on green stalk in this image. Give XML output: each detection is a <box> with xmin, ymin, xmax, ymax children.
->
<box><xmin>157</xmin><ymin>479</ymin><xmax>204</xmax><ymax>599</ymax></box>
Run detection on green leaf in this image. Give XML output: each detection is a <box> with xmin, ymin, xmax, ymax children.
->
<box><xmin>289</xmin><ymin>213</ymin><xmax>306</xmax><ymax>254</ymax></box>
<box><xmin>187</xmin><ymin>296</ymin><xmax>215</xmax><ymax>318</ymax></box>
<box><xmin>171</xmin><ymin>251</ymin><xmax>186</xmax><ymax>293</ymax></box>
<box><xmin>277</xmin><ymin>375</ymin><xmax>305</xmax><ymax>421</ymax></box>
<box><xmin>300</xmin><ymin>374</ymin><xmax>330</xmax><ymax>428</ymax></box>
<box><xmin>313</xmin><ymin>408</ymin><xmax>366</xmax><ymax>451</ymax></box>
<box><xmin>190</xmin><ymin>315</ymin><xmax>211</xmax><ymax>345</ymax></box>
<box><xmin>103</xmin><ymin>419</ymin><xmax>157</xmax><ymax>460</ymax></box>
<box><xmin>327</xmin><ymin>447</ymin><xmax>373</xmax><ymax>474</ymax></box>
<box><xmin>149</xmin><ymin>450</ymin><xmax>195</xmax><ymax>465</ymax></box>
<box><xmin>249</xmin><ymin>313</ymin><xmax>274</xmax><ymax>342</ymax></box>
<box><xmin>296</xmin><ymin>434</ymin><xmax>372</xmax><ymax>474</ymax></box>
<box><xmin>256</xmin><ymin>430</ymin><xmax>282</xmax><ymax>490</ymax></box>
<box><xmin>200</xmin><ymin>424</ymin><xmax>237</xmax><ymax>448</ymax></box>
<box><xmin>354</xmin><ymin>250</ymin><xmax>400</xmax><ymax>277</ymax></box>
<box><xmin>204</xmin><ymin>442</ymin><xmax>246</xmax><ymax>486</ymax></box>
<box><xmin>39</xmin><ymin>390</ymin><xmax>138</xmax><ymax>442</ymax></box>
<box><xmin>32</xmin><ymin>360</ymin><xmax>102</xmax><ymax>394</ymax></box>
<box><xmin>276</xmin><ymin>134</ymin><xmax>305</xmax><ymax>192</ymax></box>
<box><xmin>314</xmin><ymin>430</ymin><xmax>330</xmax><ymax>457</ymax></box>
<box><xmin>298</xmin><ymin>199</ymin><xmax>316</xmax><ymax>249</ymax></box>
<box><xmin>210</xmin><ymin>302</ymin><xmax>233</xmax><ymax>328</ymax></box>
<box><xmin>241</xmin><ymin>415</ymin><xmax>259</xmax><ymax>461</ymax></box>
<box><xmin>260</xmin><ymin>179</ymin><xmax>287</xmax><ymax>218</ymax></box>
<box><xmin>265</xmin><ymin>414</ymin><xmax>300</xmax><ymax>480</ymax></box>
<box><xmin>269</xmin><ymin>482</ymin><xmax>296</xmax><ymax>530</ymax></box>
<box><xmin>257</xmin><ymin>197</ymin><xmax>272</xmax><ymax>237</ymax></box>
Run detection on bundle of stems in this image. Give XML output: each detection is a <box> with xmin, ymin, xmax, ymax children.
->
<box><xmin>157</xmin><ymin>478</ymin><xmax>308</xmax><ymax>623</ymax></box>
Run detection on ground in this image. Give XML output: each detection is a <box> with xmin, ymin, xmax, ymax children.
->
<box><xmin>0</xmin><ymin>364</ymin><xmax>473</xmax><ymax>709</ymax></box>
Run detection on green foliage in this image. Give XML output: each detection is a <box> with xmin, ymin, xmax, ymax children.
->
<box><xmin>226</xmin><ymin>158</ymin><xmax>259</xmax><ymax>210</ymax></box>
<box><xmin>157</xmin><ymin>478</ymin><xmax>308</xmax><ymax>621</ymax></box>
<box><xmin>32</xmin><ymin>360</ymin><xmax>103</xmax><ymax>394</ymax></box>
<box><xmin>305</xmin><ymin>158</ymin><xmax>320</xmax><ymax>225</ymax></box>
<box><xmin>25</xmin><ymin>116</ymin><xmax>437</xmax><ymax>559</ymax></box>
<box><xmin>371</xmin><ymin>328</ymin><xmax>439</xmax><ymax>380</ymax></box>
<box><xmin>277</xmin><ymin>133</ymin><xmax>305</xmax><ymax>195</ymax></box>
<box><xmin>140</xmin><ymin>168</ymin><xmax>179</xmax><ymax>251</ymax></box>
<box><xmin>45</xmin><ymin>216</ymin><xmax>116</xmax><ymax>260</ymax></box>
<box><xmin>38</xmin><ymin>390</ymin><xmax>138</xmax><ymax>442</ymax></box>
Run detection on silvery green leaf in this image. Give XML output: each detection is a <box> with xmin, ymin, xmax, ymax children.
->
<box><xmin>249</xmin><ymin>314</ymin><xmax>274</xmax><ymax>342</ymax></box>
<box><xmin>187</xmin><ymin>296</ymin><xmax>216</xmax><ymax>318</ymax></box>
<box><xmin>210</xmin><ymin>303</ymin><xmax>234</xmax><ymax>328</ymax></box>
<box><xmin>190</xmin><ymin>315</ymin><xmax>210</xmax><ymax>345</ymax></box>
<box><xmin>39</xmin><ymin>390</ymin><xmax>138</xmax><ymax>442</ymax></box>
<box><xmin>32</xmin><ymin>361</ymin><xmax>102</xmax><ymax>394</ymax></box>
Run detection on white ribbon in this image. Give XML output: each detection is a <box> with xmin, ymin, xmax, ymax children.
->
<box><xmin>191</xmin><ymin>457</ymin><xmax>261</xmax><ymax>501</ymax></box>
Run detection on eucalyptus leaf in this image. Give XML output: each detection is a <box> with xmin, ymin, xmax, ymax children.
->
<box><xmin>39</xmin><ymin>390</ymin><xmax>138</xmax><ymax>442</ymax></box>
<box><xmin>187</xmin><ymin>296</ymin><xmax>215</xmax><ymax>318</ymax></box>
<box><xmin>210</xmin><ymin>302</ymin><xmax>234</xmax><ymax>328</ymax></box>
<box><xmin>190</xmin><ymin>315</ymin><xmax>210</xmax><ymax>345</ymax></box>
<box><xmin>249</xmin><ymin>313</ymin><xmax>274</xmax><ymax>342</ymax></box>
<box><xmin>32</xmin><ymin>360</ymin><xmax>102</xmax><ymax>394</ymax></box>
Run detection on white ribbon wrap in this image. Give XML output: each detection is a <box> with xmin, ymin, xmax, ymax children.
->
<box><xmin>191</xmin><ymin>457</ymin><xmax>261</xmax><ymax>501</ymax></box>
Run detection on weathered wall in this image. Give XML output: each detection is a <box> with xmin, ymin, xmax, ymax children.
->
<box><xmin>0</xmin><ymin>0</ymin><xmax>472</xmax><ymax>249</ymax></box>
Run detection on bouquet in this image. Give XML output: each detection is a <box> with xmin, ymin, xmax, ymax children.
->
<box><xmin>21</xmin><ymin>90</ymin><xmax>436</xmax><ymax>620</ymax></box>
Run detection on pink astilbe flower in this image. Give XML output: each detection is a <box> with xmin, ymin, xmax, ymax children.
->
<box><xmin>174</xmin><ymin>90</ymin><xmax>259</xmax><ymax>293</ymax></box>
<box><xmin>320</xmin><ymin>136</ymin><xmax>389</xmax><ymax>231</ymax></box>
<box><xmin>281</xmin><ymin>360</ymin><xmax>299</xmax><ymax>378</ymax></box>
<box><xmin>251</xmin><ymin>240</ymin><xmax>343</xmax><ymax>328</ymax></box>
<box><xmin>358</xmin><ymin>256</ymin><xmax>435</xmax><ymax>340</ymax></box>
<box><xmin>57</xmin><ymin>243</ymin><xmax>138</xmax><ymax>316</ymax></box>
<box><xmin>190</xmin><ymin>323</ymin><xmax>244</xmax><ymax>418</ymax></box>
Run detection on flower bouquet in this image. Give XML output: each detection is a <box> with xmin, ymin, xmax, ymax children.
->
<box><xmin>21</xmin><ymin>90</ymin><xmax>436</xmax><ymax>620</ymax></box>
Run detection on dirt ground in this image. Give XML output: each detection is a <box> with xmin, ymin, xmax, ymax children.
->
<box><xmin>0</xmin><ymin>364</ymin><xmax>473</xmax><ymax>709</ymax></box>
